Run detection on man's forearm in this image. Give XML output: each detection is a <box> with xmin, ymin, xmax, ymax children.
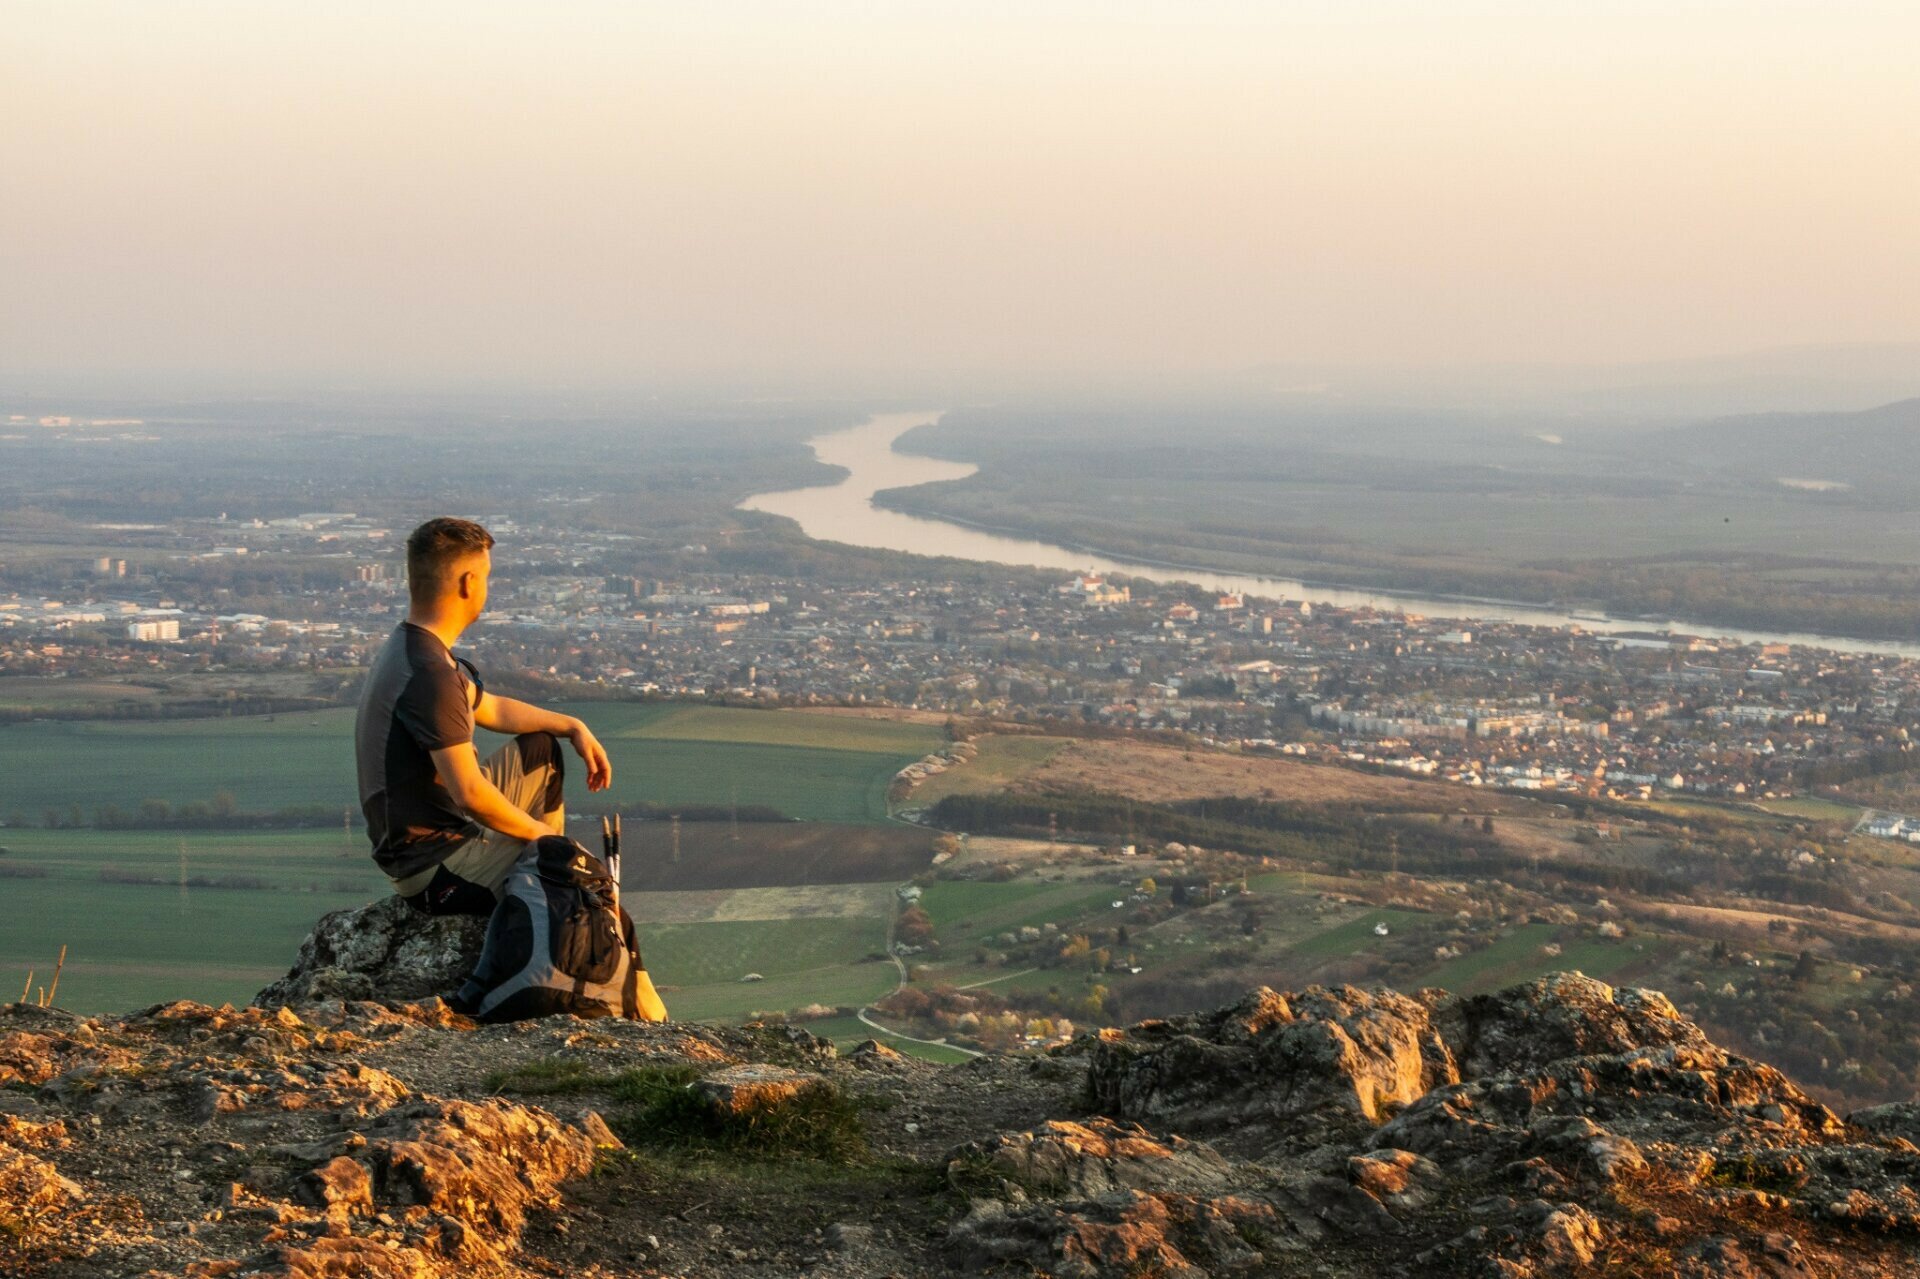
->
<box><xmin>479</xmin><ymin>695</ymin><xmax>577</xmax><ymax>737</ymax></box>
<box><xmin>463</xmin><ymin>777</ymin><xmax>554</xmax><ymax>842</ymax></box>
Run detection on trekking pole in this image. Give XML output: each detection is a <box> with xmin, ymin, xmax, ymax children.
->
<box><xmin>601</xmin><ymin>814</ymin><xmax>622</xmax><ymax>909</ymax></box>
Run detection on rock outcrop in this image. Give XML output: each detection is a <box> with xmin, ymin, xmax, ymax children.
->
<box><xmin>973</xmin><ymin>974</ymin><xmax>1920</xmax><ymax>1277</ymax></box>
<box><xmin>251</xmin><ymin>895</ymin><xmax>487</xmax><ymax>1008</ymax></box>
<box><xmin>3</xmin><ymin>968</ymin><xmax>1918</xmax><ymax>1277</ymax></box>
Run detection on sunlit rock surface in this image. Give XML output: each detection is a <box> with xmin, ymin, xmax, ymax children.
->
<box><xmin>1</xmin><ymin>964</ymin><xmax>1917</xmax><ymax>1277</ymax></box>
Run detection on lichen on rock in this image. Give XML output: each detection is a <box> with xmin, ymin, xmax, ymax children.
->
<box><xmin>251</xmin><ymin>896</ymin><xmax>487</xmax><ymax>1010</ymax></box>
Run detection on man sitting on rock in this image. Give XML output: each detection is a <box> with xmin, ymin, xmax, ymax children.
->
<box><xmin>355</xmin><ymin>516</ymin><xmax>613</xmax><ymax>915</ymax></box>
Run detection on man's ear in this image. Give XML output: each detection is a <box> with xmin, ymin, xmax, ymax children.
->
<box><xmin>456</xmin><ymin>570</ymin><xmax>475</xmax><ymax>600</ymax></box>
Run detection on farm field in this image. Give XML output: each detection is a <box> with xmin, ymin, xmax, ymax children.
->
<box><xmin>917</xmin><ymin>880</ymin><xmax>1128</xmax><ymax>948</ymax></box>
<box><xmin>0</xmin><ymin>712</ymin><xmax>359</xmax><ymax>821</ymax></box>
<box><xmin>0</xmin><ymin>700</ymin><xmax>941</xmax><ymax>825</ymax></box>
<box><xmin>0</xmin><ymin>672</ymin><xmax>347</xmax><ymax>718</ymax></box>
<box><xmin>633</xmin><ymin>885</ymin><xmax>906</xmax><ymax>1046</ymax></box>
<box><xmin>0</xmin><ymin>700</ymin><xmax>945</xmax><ymax>1017</ymax></box>
<box><xmin>1276</xmin><ymin>908</ymin><xmax>1432</xmax><ymax>962</ymax></box>
<box><xmin>909</xmin><ymin>734</ymin><xmax>1067</xmax><ymax>806</ymax></box>
<box><xmin>641</xmin><ymin>913</ymin><xmax>895</xmax><ymax>1024</ymax></box>
<box><xmin>1418</xmin><ymin>923</ymin><xmax>1657</xmax><ymax>994</ymax></box>
<box><xmin>0</xmin><ymin>827</ymin><xmax>380</xmax><ymax>1014</ymax></box>
<box><xmin>1754</xmin><ymin>796</ymin><xmax>1865</xmax><ymax>824</ymax></box>
<box><xmin>1019</xmin><ymin>738</ymin><xmax>1512</xmax><ymax>810</ymax></box>
<box><xmin>601</xmin><ymin>703</ymin><xmax>941</xmax><ymax>754</ymax></box>
<box><xmin>617</xmin><ymin>822</ymin><xmax>934</xmax><ymax>891</ymax></box>
<box><xmin>0</xmin><ymin>824</ymin><xmax>910</xmax><ymax>1018</ymax></box>
<box><xmin>0</xmin><ymin>676</ymin><xmax>165</xmax><ymax>712</ymax></box>
<box><xmin>626</xmin><ymin>883</ymin><xmax>898</xmax><ymax>925</ymax></box>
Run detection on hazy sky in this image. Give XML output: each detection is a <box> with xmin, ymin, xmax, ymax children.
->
<box><xmin>5</xmin><ymin>2</ymin><xmax>1917</xmax><ymax>388</ymax></box>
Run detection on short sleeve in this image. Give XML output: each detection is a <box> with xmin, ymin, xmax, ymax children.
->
<box><xmin>454</xmin><ymin>657</ymin><xmax>484</xmax><ymax>709</ymax></box>
<box><xmin>395</xmin><ymin>660</ymin><xmax>474</xmax><ymax>752</ymax></box>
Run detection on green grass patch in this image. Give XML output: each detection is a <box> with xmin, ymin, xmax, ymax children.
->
<box><xmin>665</xmin><ymin>965</ymin><xmax>900</xmax><ymax>1024</ymax></box>
<box><xmin>578</xmin><ymin>703</ymin><xmax>940</xmax><ymax>822</ymax></box>
<box><xmin>615</xmin><ymin>1066</ymin><xmax>868</xmax><ymax>1162</ymax></box>
<box><xmin>1281</xmin><ymin>908</ymin><xmax>1432</xmax><ymax>960</ymax></box>
<box><xmin>485</xmin><ymin>1057</ymin><xmax>605</xmax><ymax>1095</ymax></box>
<box><xmin>1755</xmin><ymin>796</ymin><xmax>1864</xmax><ymax>823</ymax></box>
<box><xmin>494</xmin><ymin>1059</ymin><xmax>869</xmax><ymax>1163</ymax></box>
<box><xmin>0</xmin><ymin>711</ymin><xmax>360</xmax><ymax>819</ymax></box>
<box><xmin>599</xmin><ymin>739</ymin><xmax>909</xmax><ymax>823</ymax></box>
<box><xmin>1419</xmin><ymin>924</ymin><xmax>1655</xmax><ymax>995</ymax></box>
<box><xmin>917</xmin><ymin>880</ymin><xmax>1125</xmax><ymax>944</ymax></box>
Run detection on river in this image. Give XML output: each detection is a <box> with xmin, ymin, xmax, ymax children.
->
<box><xmin>739</xmin><ymin>411</ymin><xmax>1920</xmax><ymax>660</ymax></box>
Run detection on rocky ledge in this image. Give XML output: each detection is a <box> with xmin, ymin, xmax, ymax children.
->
<box><xmin>3</xmin><ymin>961</ymin><xmax>1919</xmax><ymax>1277</ymax></box>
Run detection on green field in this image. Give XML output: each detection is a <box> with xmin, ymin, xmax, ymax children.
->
<box><xmin>641</xmin><ymin>913</ymin><xmax>899</xmax><ymax>1023</ymax></box>
<box><xmin>1280</xmin><ymin>909</ymin><xmax>1432</xmax><ymax>961</ymax></box>
<box><xmin>0</xmin><ymin>712</ymin><xmax>359</xmax><ymax>821</ymax></box>
<box><xmin>609</xmin><ymin>705</ymin><xmax>940</xmax><ymax>755</ymax></box>
<box><xmin>1418</xmin><ymin>923</ymin><xmax>1655</xmax><ymax>994</ymax></box>
<box><xmin>0</xmin><ymin>701</ymin><xmax>943</xmax><ymax>826</ymax></box>
<box><xmin>0</xmin><ymin>825</ymin><xmax>905</xmax><ymax>1019</ymax></box>
<box><xmin>0</xmin><ymin>828</ymin><xmax>382</xmax><ymax>1013</ymax></box>
<box><xmin>1755</xmin><ymin>796</ymin><xmax>1865</xmax><ymax>824</ymax></box>
<box><xmin>0</xmin><ymin>701</ymin><xmax>944</xmax><ymax>1015</ymax></box>
<box><xmin>917</xmin><ymin>880</ymin><xmax>1127</xmax><ymax>947</ymax></box>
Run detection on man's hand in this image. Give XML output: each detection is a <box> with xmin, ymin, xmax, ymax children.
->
<box><xmin>566</xmin><ymin>720</ymin><xmax>613</xmax><ymax>791</ymax></box>
<box><xmin>474</xmin><ymin>692</ymin><xmax>614</xmax><ymax>794</ymax></box>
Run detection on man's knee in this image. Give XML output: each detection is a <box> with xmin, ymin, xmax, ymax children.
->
<box><xmin>514</xmin><ymin>731</ymin><xmax>566</xmax><ymax>813</ymax></box>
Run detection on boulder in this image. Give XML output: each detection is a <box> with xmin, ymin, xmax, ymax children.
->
<box><xmin>252</xmin><ymin>895</ymin><xmax>487</xmax><ymax>1009</ymax></box>
<box><xmin>1434</xmin><ymin>972</ymin><xmax>1708</xmax><ymax>1076</ymax></box>
<box><xmin>948</xmin><ymin>1188</ymin><xmax>1278</xmax><ymax>1279</ymax></box>
<box><xmin>693</xmin><ymin>1063</ymin><xmax>831</xmax><ymax>1118</ymax></box>
<box><xmin>948</xmin><ymin>1118</ymin><xmax>1236</xmax><ymax>1201</ymax></box>
<box><xmin>1086</xmin><ymin>984</ymin><xmax>1456</xmax><ymax>1130</ymax></box>
<box><xmin>846</xmin><ymin>1039</ymin><xmax>913</xmax><ymax>1069</ymax></box>
<box><xmin>1346</xmin><ymin>1147</ymin><xmax>1444</xmax><ymax>1211</ymax></box>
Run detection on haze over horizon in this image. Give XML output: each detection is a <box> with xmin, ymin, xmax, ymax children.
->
<box><xmin>6</xmin><ymin>2</ymin><xmax>1918</xmax><ymax>393</ymax></box>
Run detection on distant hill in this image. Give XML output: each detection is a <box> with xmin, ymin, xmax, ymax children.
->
<box><xmin>1656</xmin><ymin>396</ymin><xmax>1920</xmax><ymax>493</ymax></box>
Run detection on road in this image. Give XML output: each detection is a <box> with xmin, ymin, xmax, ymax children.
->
<box><xmin>852</xmin><ymin>1006</ymin><xmax>982</xmax><ymax>1058</ymax></box>
<box><xmin>848</xmin><ymin>800</ymin><xmax>986</xmax><ymax>1060</ymax></box>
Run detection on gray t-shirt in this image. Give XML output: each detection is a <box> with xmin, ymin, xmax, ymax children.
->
<box><xmin>354</xmin><ymin>623</ymin><xmax>483</xmax><ymax>880</ymax></box>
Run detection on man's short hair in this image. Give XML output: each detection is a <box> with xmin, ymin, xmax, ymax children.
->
<box><xmin>406</xmin><ymin>517</ymin><xmax>495</xmax><ymax>600</ymax></box>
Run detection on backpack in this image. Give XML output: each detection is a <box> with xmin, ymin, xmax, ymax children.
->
<box><xmin>451</xmin><ymin>835</ymin><xmax>668</xmax><ymax>1024</ymax></box>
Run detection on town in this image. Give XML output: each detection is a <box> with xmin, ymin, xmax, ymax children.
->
<box><xmin>3</xmin><ymin>508</ymin><xmax>1917</xmax><ymax>825</ymax></box>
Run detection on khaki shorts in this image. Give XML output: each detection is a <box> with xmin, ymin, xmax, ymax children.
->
<box><xmin>389</xmin><ymin>732</ymin><xmax>565</xmax><ymax>902</ymax></box>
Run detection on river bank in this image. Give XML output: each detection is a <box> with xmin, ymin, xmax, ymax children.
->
<box><xmin>740</xmin><ymin>412</ymin><xmax>1920</xmax><ymax>660</ymax></box>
